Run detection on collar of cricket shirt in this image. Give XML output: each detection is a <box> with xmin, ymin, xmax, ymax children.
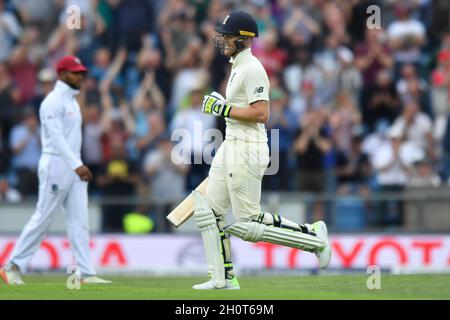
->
<box><xmin>229</xmin><ymin>48</ymin><xmax>252</xmax><ymax>66</ymax></box>
<box><xmin>55</xmin><ymin>80</ymin><xmax>80</xmax><ymax>97</ymax></box>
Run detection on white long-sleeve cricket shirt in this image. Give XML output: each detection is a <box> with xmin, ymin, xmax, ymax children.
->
<box><xmin>39</xmin><ymin>80</ymin><xmax>83</xmax><ymax>170</ymax></box>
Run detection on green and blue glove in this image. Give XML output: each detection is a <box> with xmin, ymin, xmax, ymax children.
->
<box><xmin>202</xmin><ymin>91</ymin><xmax>232</xmax><ymax>118</ymax></box>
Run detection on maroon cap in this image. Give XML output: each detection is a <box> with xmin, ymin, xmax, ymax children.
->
<box><xmin>56</xmin><ymin>56</ymin><xmax>88</xmax><ymax>74</ymax></box>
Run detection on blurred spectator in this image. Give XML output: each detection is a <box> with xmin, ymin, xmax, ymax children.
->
<box><xmin>97</xmin><ymin>141</ymin><xmax>140</xmax><ymax>233</ymax></box>
<box><xmin>336</xmin><ymin>47</ymin><xmax>362</xmax><ymax>106</ymax></box>
<box><xmin>9</xmin><ymin>44</ymin><xmax>39</xmax><ymax>105</ymax></box>
<box><xmin>9</xmin><ymin>108</ymin><xmax>40</xmax><ymax>197</ymax></box>
<box><xmin>329</xmin><ymin>90</ymin><xmax>362</xmax><ymax>154</ymax></box>
<box><xmin>281</xmin><ymin>6</ymin><xmax>321</xmax><ymax>51</ymax></box>
<box><xmin>370</xmin><ymin>128</ymin><xmax>423</xmax><ymax>226</ymax></box>
<box><xmin>313</xmin><ymin>35</ymin><xmax>349</xmax><ymax>106</ymax></box>
<box><xmin>82</xmin><ymin>103</ymin><xmax>105</xmax><ymax>194</ymax></box>
<box><xmin>0</xmin><ymin>0</ymin><xmax>23</xmax><ymax>62</ymax></box>
<box><xmin>334</xmin><ymin>132</ymin><xmax>371</xmax><ymax>196</ymax></box>
<box><xmin>11</xmin><ymin>0</ymin><xmax>56</xmax><ymax>33</ymax></box>
<box><xmin>314</xmin><ymin>34</ymin><xmax>342</xmax><ymax>80</ymax></box>
<box><xmin>396</xmin><ymin>63</ymin><xmax>428</xmax><ymax>105</ymax></box>
<box><xmin>249</xmin><ymin>0</ymin><xmax>277</xmax><ymax>36</ymax></box>
<box><xmin>0</xmin><ymin>124</ymin><xmax>9</xmax><ymax>174</ymax></box>
<box><xmin>0</xmin><ymin>62</ymin><xmax>21</xmax><ymax>143</ymax></box>
<box><xmin>321</xmin><ymin>1</ymin><xmax>350</xmax><ymax>46</ymax></box>
<box><xmin>355</xmin><ymin>28</ymin><xmax>394</xmax><ymax>90</ymax></box>
<box><xmin>135</xmin><ymin>111</ymin><xmax>166</xmax><ymax>159</ymax></box>
<box><xmin>425</xmin><ymin>31</ymin><xmax>450</xmax><ymax>76</ymax></box>
<box><xmin>387</xmin><ymin>2</ymin><xmax>426</xmax><ymax>78</ymax></box>
<box><xmin>131</xmin><ymin>71</ymin><xmax>165</xmax><ymax>139</ymax></box>
<box><xmin>441</xmin><ymin>115</ymin><xmax>450</xmax><ymax>183</ymax></box>
<box><xmin>89</xmin><ymin>47</ymin><xmax>114</xmax><ymax>83</ymax></box>
<box><xmin>19</xmin><ymin>26</ymin><xmax>47</xmax><ymax>64</ymax></box>
<box><xmin>98</xmin><ymin>48</ymin><xmax>135</xmax><ymax>161</ymax></box>
<box><xmin>294</xmin><ymin>78</ymin><xmax>321</xmax><ymax>121</ymax></box>
<box><xmin>362</xmin><ymin>69</ymin><xmax>400</xmax><ymax>132</ymax></box>
<box><xmin>430</xmin><ymin>48</ymin><xmax>450</xmax><ymax>141</ymax></box>
<box><xmin>284</xmin><ymin>47</ymin><xmax>324</xmax><ymax>118</ymax></box>
<box><xmin>136</xmin><ymin>37</ymin><xmax>172</xmax><ymax>99</ymax></box>
<box><xmin>408</xmin><ymin>158</ymin><xmax>441</xmax><ymax>188</ymax></box>
<box><xmin>159</xmin><ymin>2</ymin><xmax>198</xmax><ymax>72</ymax></box>
<box><xmin>264</xmin><ymin>81</ymin><xmax>296</xmax><ymax>191</ymax></box>
<box><xmin>170</xmin><ymin>88</ymin><xmax>216</xmax><ymax>190</ymax></box>
<box><xmin>0</xmin><ymin>176</ymin><xmax>21</xmax><ymax>202</ymax></box>
<box><xmin>362</xmin><ymin>119</ymin><xmax>391</xmax><ymax>161</ymax></box>
<box><xmin>101</xmin><ymin>106</ymin><xmax>135</xmax><ymax>162</ymax></box>
<box><xmin>429</xmin><ymin>0</ymin><xmax>450</xmax><ymax>43</ymax></box>
<box><xmin>144</xmin><ymin>133</ymin><xmax>188</xmax><ymax>232</ymax></box>
<box><xmin>390</xmin><ymin>100</ymin><xmax>434</xmax><ymax>159</ymax></box>
<box><xmin>294</xmin><ymin>110</ymin><xmax>332</xmax><ymax>221</ymax></box>
<box><xmin>253</xmin><ymin>27</ymin><xmax>288</xmax><ymax>77</ymax></box>
<box><xmin>167</xmin><ymin>39</ymin><xmax>208</xmax><ymax>114</ymax></box>
<box><xmin>32</xmin><ymin>68</ymin><xmax>56</xmax><ymax>113</ymax></box>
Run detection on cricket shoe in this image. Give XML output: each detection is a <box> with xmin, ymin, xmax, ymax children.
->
<box><xmin>312</xmin><ymin>221</ymin><xmax>331</xmax><ymax>269</ymax></box>
<box><xmin>193</xmin><ymin>277</ymin><xmax>240</xmax><ymax>290</ymax></box>
<box><xmin>81</xmin><ymin>276</ymin><xmax>112</xmax><ymax>284</ymax></box>
<box><xmin>0</xmin><ymin>267</ymin><xmax>25</xmax><ymax>285</ymax></box>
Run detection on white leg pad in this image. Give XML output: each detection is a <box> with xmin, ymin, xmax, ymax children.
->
<box><xmin>193</xmin><ymin>191</ymin><xmax>225</xmax><ymax>288</ymax></box>
<box><xmin>224</xmin><ymin>221</ymin><xmax>324</xmax><ymax>252</ymax></box>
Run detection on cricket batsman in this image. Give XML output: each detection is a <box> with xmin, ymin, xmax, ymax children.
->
<box><xmin>193</xmin><ymin>11</ymin><xmax>332</xmax><ymax>290</ymax></box>
<box><xmin>0</xmin><ymin>56</ymin><xmax>110</xmax><ymax>285</ymax></box>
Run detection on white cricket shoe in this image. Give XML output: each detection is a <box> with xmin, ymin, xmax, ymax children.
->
<box><xmin>0</xmin><ymin>267</ymin><xmax>25</xmax><ymax>285</ymax></box>
<box><xmin>81</xmin><ymin>276</ymin><xmax>112</xmax><ymax>284</ymax></box>
<box><xmin>312</xmin><ymin>221</ymin><xmax>332</xmax><ymax>269</ymax></box>
<box><xmin>193</xmin><ymin>277</ymin><xmax>240</xmax><ymax>290</ymax></box>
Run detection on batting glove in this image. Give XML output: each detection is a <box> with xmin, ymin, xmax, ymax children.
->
<box><xmin>202</xmin><ymin>91</ymin><xmax>232</xmax><ymax>118</ymax></box>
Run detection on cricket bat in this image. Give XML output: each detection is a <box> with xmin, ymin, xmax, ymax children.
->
<box><xmin>166</xmin><ymin>177</ymin><xmax>208</xmax><ymax>227</ymax></box>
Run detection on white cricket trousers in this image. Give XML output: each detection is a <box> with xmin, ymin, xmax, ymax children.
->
<box><xmin>8</xmin><ymin>154</ymin><xmax>96</xmax><ymax>276</ymax></box>
<box><xmin>206</xmin><ymin>139</ymin><xmax>270</xmax><ymax>222</ymax></box>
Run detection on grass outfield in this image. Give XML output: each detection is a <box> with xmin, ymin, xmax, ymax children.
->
<box><xmin>0</xmin><ymin>274</ymin><xmax>449</xmax><ymax>300</ymax></box>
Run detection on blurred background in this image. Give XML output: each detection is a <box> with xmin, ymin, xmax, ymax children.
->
<box><xmin>0</xmin><ymin>0</ymin><xmax>449</xmax><ymax>274</ymax></box>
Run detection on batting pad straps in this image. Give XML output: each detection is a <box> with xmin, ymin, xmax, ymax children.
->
<box><xmin>224</xmin><ymin>221</ymin><xmax>324</xmax><ymax>252</ymax></box>
<box><xmin>193</xmin><ymin>191</ymin><xmax>225</xmax><ymax>288</ymax></box>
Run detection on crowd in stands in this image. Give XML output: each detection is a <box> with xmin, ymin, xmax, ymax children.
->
<box><xmin>0</xmin><ymin>0</ymin><xmax>449</xmax><ymax>231</ymax></box>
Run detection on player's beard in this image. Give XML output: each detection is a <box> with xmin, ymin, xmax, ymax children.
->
<box><xmin>61</xmin><ymin>72</ymin><xmax>83</xmax><ymax>90</ymax></box>
<box><xmin>67</xmin><ymin>81</ymin><xmax>81</xmax><ymax>90</ymax></box>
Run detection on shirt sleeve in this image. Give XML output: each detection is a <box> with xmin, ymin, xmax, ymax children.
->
<box><xmin>372</xmin><ymin>147</ymin><xmax>391</xmax><ymax>170</ymax></box>
<box><xmin>243</xmin><ymin>64</ymin><xmax>270</xmax><ymax>104</ymax></box>
<box><xmin>41</xmin><ymin>100</ymin><xmax>83</xmax><ymax>170</ymax></box>
<box><xmin>390</xmin><ymin>118</ymin><xmax>404</xmax><ymax>135</ymax></box>
<box><xmin>420</xmin><ymin>113</ymin><xmax>432</xmax><ymax>133</ymax></box>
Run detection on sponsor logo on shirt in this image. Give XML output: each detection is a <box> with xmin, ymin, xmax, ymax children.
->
<box><xmin>51</xmin><ymin>184</ymin><xmax>59</xmax><ymax>194</ymax></box>
<box><xmin>229</xmin><ymin>72</ymin><xmax>237</xmax><ymax>84</ymax></box>
<box><xmin>254</xmin><ymin>86</ymin><xmax>264</xmax><ymax>94</ymax></box>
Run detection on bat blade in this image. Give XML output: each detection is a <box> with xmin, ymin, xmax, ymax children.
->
<box><xmin>166</xmin><ymin>178</ymin><xmax>208</xmax><ymax>227</ymax></box>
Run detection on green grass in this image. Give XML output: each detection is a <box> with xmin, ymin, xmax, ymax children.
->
<box><xmin>0</xmin><ymin>274</ymin><xmax>449</xmax><ymax>300</ymax></box>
